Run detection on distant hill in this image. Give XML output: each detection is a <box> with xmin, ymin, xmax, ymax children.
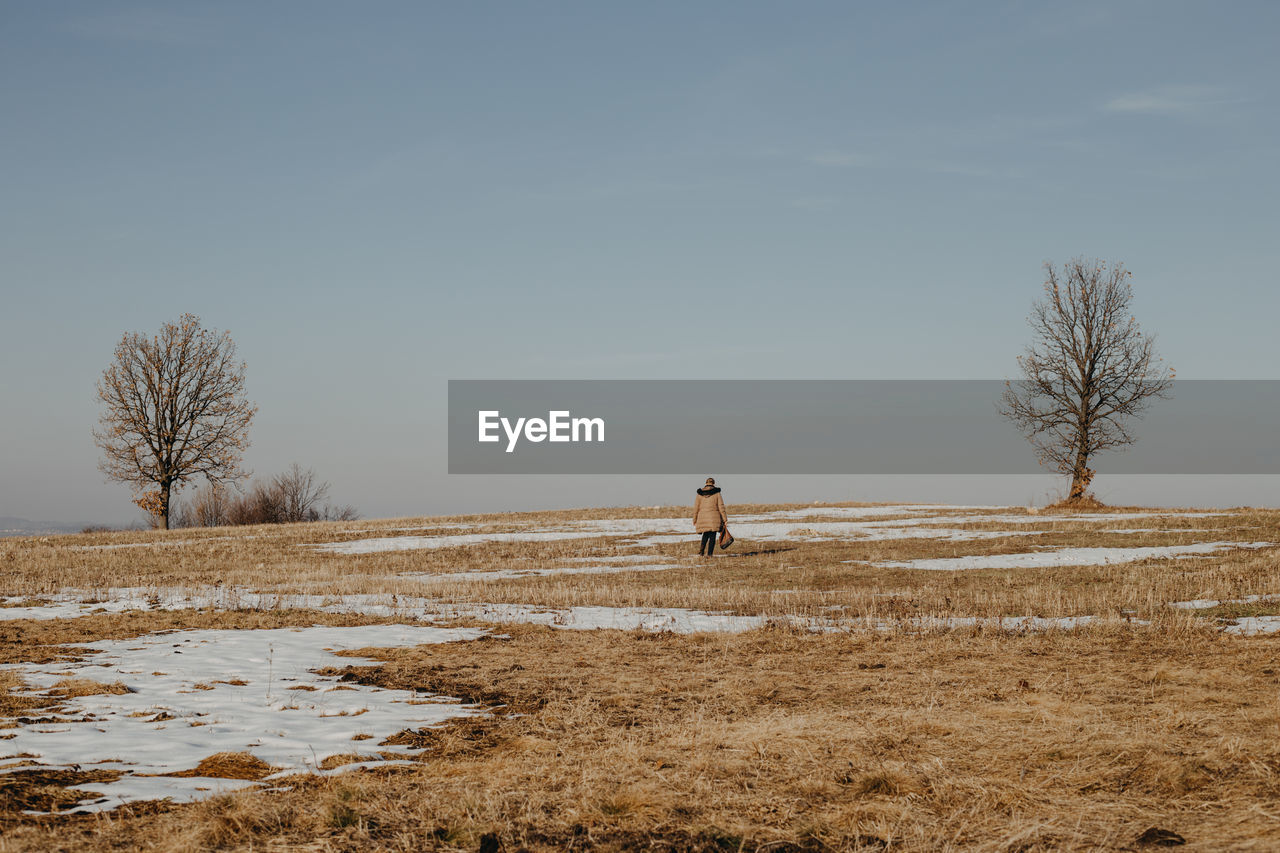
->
<box><xmin>0</xmin><ymin>516</ymin><xmax>94</xmax><ymax>537</ymax></box>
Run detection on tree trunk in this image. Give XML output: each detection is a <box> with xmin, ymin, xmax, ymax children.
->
<box><xmin>159</xmin><ymin>482</ymin><xmax>171</xmax><ymax>530</ymax></box>
<box><xmin>1069</xmin><ymin>451</ymin><xmax>1094</xmax><ymax>501</ymax></box>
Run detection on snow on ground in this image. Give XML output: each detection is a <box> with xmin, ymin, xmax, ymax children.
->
<box><xmin>334</xmin><ymin>523</ymin><xmax>475</xmax><ymax>534</ymax></box>
<box><xmin>304</xmin><ymin>506</ymin><xmax>1235</xmax><ymax>555</ymax></box>
<box><xmin>402</xmin><ymin>564</ymin><xmax>683</xmax><ymax>583</ymax></box>
<box><xmin>423</xmin><ymin>605</ymin><xmax>1131</xmax><ymax>634</ymax></box>
<box><xmin>0</xmin><ymin>586</ymin><xmax>1141</xmax><ymax>639</ymax></box>
<box><xmin>401</xmin><ymin>554</ymin><xmax>681</xmax><ymax>582</ymax></box>
<box><xmin>1221</xmin><ymin>616</ymin><xmax>1280</xmax><ymax>635</ymax></box>
<box><xmin>0</xmin><ymin>571</ymin><xmax>1265</xmax><ymax>816</ymax></box>
<box><xmin>45</xmin><ymin>775</ymin><xmax>263</xmax><ymax>813</ymax></box>
<box><xmin>5</xmin><ymin>505</ymin><xmax>1270</xmax><ymax>814</ymax></box>
<box><xmin>310</xmin><ymin>530</ymin><xmax>607</xmax><ymax>555</ymax></box>
<box><xmin>835</xmin><ymin>511</ymin><xmax>1228</xmax><ymax>529</ymax></box>
<box><xmin>0</xmin><ymin>586</ymin><xmax>1137</xmax><ymax>637</ymax></box>
<box><xmin>0</xmin><ymin>624</ymin><xmax>486</xmax><ymax>813</ymax></box>
<box><xmin>735</xmin><ymin>504</ymin><xmax>994</xmax><ymax>521</ymax></box>
<box><xmin>875</xmin><ymin>542</ymin><xmax>1273</xmax><ymax>571</ymax></box>
<box><xmin>1163</xmin><ymin>593</ymin><xmax>1280</xmax><ymax>635</ymax></box>
<box><xmin>43</xmin><ymin>507</ymin><xmax>1238</xmax><ymax>556</ymax></box>
<box><xmin>1168</xmin><ymin>593</ymin><xmax>1280</xmax><ymax>610</ymax></box>
<box><xmin>434</xmin><ymin>602</ymin><xmax>769</xmax><ymax>632</ymax></box>
<box><xmin>561</xmin><ymin>554</ymin><xmax>667</xmax><ymax>563</ymax></box>
<box><xmin>0</xmin><ymin>588</ymin><xmax>771</xmax><ymax>634</ymax></box>
<box><xmin>637</xmin><ymin>524</ymin><xmax>1042</xmax><ymax>546</ymax></box>
<box><xmin>0</xmin><ymin>594</ymin><xmax>160</xmax><ymax>621</ymax></box>
<box><xmin>917</xmin><ymin>615</ymin><xmax>1111</xmax><ymax>631</ymax></box>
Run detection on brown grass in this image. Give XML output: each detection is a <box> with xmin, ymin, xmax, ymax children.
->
<box><xmin>167</xmin><ymin>752</ymin><xmax>275</xmax><ymax>781</ymax></box>
<box><xmin>3</xmin><ymin>504</ymin><xmax>1275</xmax><ymax>626</ymax></box>
<box><xmin>317</xmin><ymin>754</ymin><xmax>376</xmax><ymax>771</ymax></box>
<box><xmin>49</xmin><ymin>678</ymin><xmax>132</xmax><ymax>698</ymax></box>
<box><xmin>0</xmin><ymin>767</ymin><xmax>124</xmax><ymax>815</ymax></box>
<box><xmin>1046</xmin><ymin>495</ymin><xmax>1109</xmax><ymax>511</ymax></box>
<box><xmin>3</xmin><ymin>623</ymin><xmax>1279</xmax><ymax>850</ymax></box>
<box><xmin>0</xmin><ymin>501</ymin><xmax>1278</xmax><ymax>850</ymax></box>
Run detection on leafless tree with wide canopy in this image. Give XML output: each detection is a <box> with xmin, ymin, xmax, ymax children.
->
<box><xmin>94</xmin><ymin>314</ymin><xmax>256</xmax><ymax>529</ymax></box>
<box><xmin>1000</xmin><ymin>258</ymin><xmax>1173</xmax><ymax>503</ymax></box>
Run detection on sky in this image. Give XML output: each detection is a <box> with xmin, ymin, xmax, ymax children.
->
<box><xmin>2</xmin><ymin>1</ymin><xmax>1278</xmax><ymax>525</ymax></box>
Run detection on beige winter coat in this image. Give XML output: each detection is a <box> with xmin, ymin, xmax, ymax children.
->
<box><xmin>693</xmin><ymin>487</ymin><xmax>728</xmax><ymax>533</ymax></box>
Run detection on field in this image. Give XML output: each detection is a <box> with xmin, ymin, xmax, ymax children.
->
<box><xmin>1</xmin><ymin>501</ymin><xmax>1279</xmax><ymax>851</ymax></box>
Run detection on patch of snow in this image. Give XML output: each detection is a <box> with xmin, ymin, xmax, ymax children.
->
<box><xmin>736</xmin><ymin>504</ymin><xmax>1000</xmax><ymax>521</ymax></box>
<box><xmin>1168</xmin><ymin>593</ymin><xmax>1280</xmax><ymax>610</ymax></box>
<box><xmin>0</xmin><ymin>588</ymin><xmax>767</xmax><ymax>634</ymax></box>
<box><xmin>50</xmin><ymin>776</ymin><xmax>261</xmax><ymax>814</ymax></box>
<box><xmin>638</xmin><ymin>523</ymin><xmax>1041</xmax><ymax>545</ymax></box>
<box><xmin>915</xmin><ymin>615</ymin><xmax>1108</xmax><ymax>631</ymax></box>
<box><xmin>401</xmin><ymin>561</ymin><xmax>683</xmax><ymax>583</ymax></box>
<box><xmin>333</xmin><ymin>523</ymin><xmax>476</xmax><ymax>535</ymax></box>
<box><xmin>560</xmin><ymin>554</ymin><xmax>667</xmax><ymax>563</ymax></box>
<box><xmin>0</xmin><ymin>624</ymin><xmax>486</xmax><ymax>813</ymax></box>
<box><xmin>561</xmin><ymin>517</ymin><xmax>700</xmax><ymax>534</ymax></box>
<box><xmin>1222</xmin><ymin>616</ymin><xmax>1280</xmax><ymax>635</ymax></box>
<box><xmin>877</xmin><ymin>542</ymin><xmax>1273</xmax><ymax>571</ymax></box>
<box><xmin>853</xmin><ymin>511</ymin><xmax>1228</xmax><ymax>529</ymax></box>
<box><xmin>308</xmin><ymin>530</ymin><xmax>607</xmax><ymax>555</ymax></box>
<box><xmin>0</xmin><ymin>587</ymin><xmax>829</xmax><ymax>634</ymax></box>
<box><xmin>430</xmin><ymin>602</ymin><xmax>770</xmax><ymax>633</ymax></box>
<box><xmin>0</xmin><ymin>586</ymin><xmax>1160</xmax><ymax>639</ymax></box>
<box><xmin>1096</xmin><ymin>528</ymin><xmax>1164</xmax><ymax>534</ymax></box>
<box><xmin>303</xmin><ymin>508</ymin><xmax>1235</xmax><ymax>555</ymax></box>
<box><xmin>0</xmin><ymin>594</ymin><xmax>161</xmax><ymax>622</ymax></box>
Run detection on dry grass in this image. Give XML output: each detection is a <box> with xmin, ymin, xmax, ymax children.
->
<box><xmin>0</xmin><ymin>767</ymin><xmax>124</xmax><ymax>816</ymax></box>
<box><xmin>168</xmin><ymin>752</ymin><xmax>276</xmax><ymax>781</ymax></box>
<box><xmin>3</xmin><ymin>623</ymin><xmax>1278</xmax><ymax>850</ymax></box>
<box><xmin>2</xmin><ymin>504</ymin><xmax>1276</xmax><ymax>625</ymax></box>
<box><xmin>1046</xmin><ymin>495</ymin><xmax>1109</xmax><ymax>511</ymax></box>
<box><xmin>0</xmin><ymin>501</ymin><xmax>1278</xmax><ymax>850</ymax></box>
<box><xmin>48</xmin><ymin>678</ymin><xmax>133</xmax><ymax>698</ymax></box>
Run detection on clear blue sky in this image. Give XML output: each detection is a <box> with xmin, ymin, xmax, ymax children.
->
<box><xmin>2</xmin><ymin>2</ymin><xmax>1277</xmax><ymax>524</ymax></box>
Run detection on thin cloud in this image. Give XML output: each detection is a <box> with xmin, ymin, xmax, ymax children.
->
<box><xmin>789</xmin><ymin>196</ymin><xmax>840</xmax><ymax>210</ymax></box>
<box><xmin>806</xmin><ymin>148</ymin><xmax>1021</xmax><ymax>181</ymax></box>
<box><xmin>64</xmin><ymin>9</ymin><xmax>213</xmax><ymax>46</ymax></box>
<box><xmin>808</xmin><ymin>151</ymin><xmax>874</xmax><ymax>168</ymax></box>
<box><xmin>1103</xmin><ymin>85</ymin><xmax>1240</xmax><ymax>115</ymax></box>
<box><xmin>916</xmin><ymin>160</ymin><xmax>1025</xmax><ymax>180</ymax></box>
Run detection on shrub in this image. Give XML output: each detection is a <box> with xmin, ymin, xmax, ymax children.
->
<box><xmin>173</xmin><ymin>465</ymin><xmax>358</xmax><ymax>527</ymax></box>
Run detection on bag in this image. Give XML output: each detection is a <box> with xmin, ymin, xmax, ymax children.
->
<box><xmin>719</xmin><ymin>526</ymin><xmax>734</xmax><ymax>549</ymax></box>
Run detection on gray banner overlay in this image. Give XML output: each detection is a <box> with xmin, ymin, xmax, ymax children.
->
<box><xmin>448</xmin><ymin>380</ymin><xmax>1280</xmax><ymax>475</ymax></box>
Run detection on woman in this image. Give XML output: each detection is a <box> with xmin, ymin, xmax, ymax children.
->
<box><xmin>692</xmin><ymin>477</ymin><xmax>728</xmax><ymax>557</ymax></box>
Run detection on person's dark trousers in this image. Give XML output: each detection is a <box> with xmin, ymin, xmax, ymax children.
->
<box><xmin>699</xmin><ymin>530</ymin><xmax>718</xmax><ymax>556</ymax></box>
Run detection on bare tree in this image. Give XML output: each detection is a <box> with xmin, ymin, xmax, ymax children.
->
<box><xmin>323</xmin><ymin>503</ymin><xmax>360</xmax><ymax>522</ymax></box>
<box><xmin>272</xmin><ymin>463</ymin><xmax>331</xmax><ymax>523</ymax></box>
<box><xmin>94</xmin><ymin>314</ymin><xmax>257</xmax><ymax>529</ymax></box>
<box><xmin>226</xmin><ymin>480</ymin><xmax>284</xmax><ymax>526</ymax></box>
<box><xmin>173</xmin><ymin>482</ymin><xmax>233</xmax><ymax>528</ymax></box>
<box><xmin>199</xmin><ymin>465</ymin><xmax>359</xmax><ymax>527</ymax></box>
<box><xmin>1000</xmin><ymin>258</ymin><xmax>1173</xmax><ymax>502</ymax></box>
